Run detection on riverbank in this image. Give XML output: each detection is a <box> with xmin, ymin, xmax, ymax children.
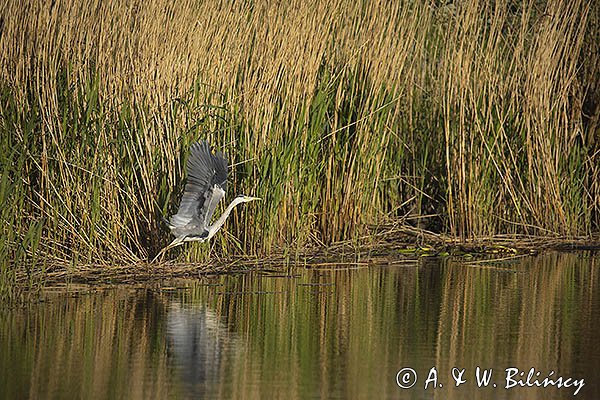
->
<box><xmin>14</xmin><ymin>230</ymin><xmax>600</xmax><ymax>289</ymax></box>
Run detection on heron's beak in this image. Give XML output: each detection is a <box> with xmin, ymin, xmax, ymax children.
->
<box><xmin>247</xmin><ymin>196</ymin><xmax>262</xmax><ymax>201</ymax></box>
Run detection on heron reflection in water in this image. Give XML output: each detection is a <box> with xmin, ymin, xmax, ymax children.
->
<box><xmin>167</xmin><ymin>302</ymin><xmax>237</xmax><ymax>397</ymax></box>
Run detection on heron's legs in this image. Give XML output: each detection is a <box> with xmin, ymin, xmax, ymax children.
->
<box><xmin>151</xmin><ymin>237</ymin><xmax>185</xmax><ymax>263</ymax></box>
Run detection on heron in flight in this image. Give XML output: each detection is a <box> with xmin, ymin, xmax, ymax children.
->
<box><xmin>152</xmin><ymin>140</ymin><xmax>260</xmax><ymax>262</ymax></box>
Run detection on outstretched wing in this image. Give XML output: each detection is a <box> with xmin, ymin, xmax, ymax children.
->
<box><xmin>201</xmin><ymin>146</ymin><xmax>228</xmax><ymax>227</ymax></box>
<box><xmin>168</xmin><ymin>141</ymin><xmax>228</xmax><ymax>232</ymax></box>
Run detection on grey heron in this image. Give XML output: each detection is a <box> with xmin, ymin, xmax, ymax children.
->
<box><xmin>152</xmin><ymin>140</ymin><xmax>260</xmax><ymax>262</ymax></box>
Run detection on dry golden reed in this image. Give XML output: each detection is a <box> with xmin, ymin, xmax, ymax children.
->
<box><xmin>0</xmin><ymin>0</ymin><xmax>598</xmax><ymax>280</ymax></box>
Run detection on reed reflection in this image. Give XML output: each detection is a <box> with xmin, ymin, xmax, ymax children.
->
<box><xmin>0</xmin><ymin>253</ymin><xmax>598</xmax><ymax>399</ymax></box>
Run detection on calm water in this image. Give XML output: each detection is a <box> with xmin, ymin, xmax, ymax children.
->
<box><xmin>1</xmin><ymin>252</ymin><xmax>599</xmax><ymax>399</ymax></box>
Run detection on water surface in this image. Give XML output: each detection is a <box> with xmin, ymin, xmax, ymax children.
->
<box><xmin>1</xmin><ymin>252</ymin><xmax>599</xmax><ymax>399</ymax></box>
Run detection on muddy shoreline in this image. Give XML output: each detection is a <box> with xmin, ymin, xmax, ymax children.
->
<box><xmin>19</xmin><ymin>231</ymin><xmax>600</xmax><ymax>287</ymax></box>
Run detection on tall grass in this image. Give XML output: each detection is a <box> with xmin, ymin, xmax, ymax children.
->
<box><xmin>0</xmin><ymin>0</ymin><xmax>598</xmax><ymax>279</ymax></box>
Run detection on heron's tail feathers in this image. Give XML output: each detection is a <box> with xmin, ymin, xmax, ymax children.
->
<box><xmin>162</xmin><ymin>215</ymin><xmax>175</xmax><ymax>229</ymax></box>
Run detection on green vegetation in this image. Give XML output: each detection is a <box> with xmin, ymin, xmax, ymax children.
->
<box><xmin>1</xmin><ymin>0</ymin><xmax>599</xmax><ymax>293</ymax></box>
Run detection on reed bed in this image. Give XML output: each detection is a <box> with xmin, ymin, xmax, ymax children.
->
<box><xmin>0</xmin><ymin>0</ymin><xmax>599</xmax><ymax>296</ymax></box>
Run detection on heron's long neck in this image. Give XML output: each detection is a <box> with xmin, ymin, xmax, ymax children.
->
<box><xmin>206</xmin><ymin>197</ymin><xmax>245</xmax><ymax>239</ymax></box>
